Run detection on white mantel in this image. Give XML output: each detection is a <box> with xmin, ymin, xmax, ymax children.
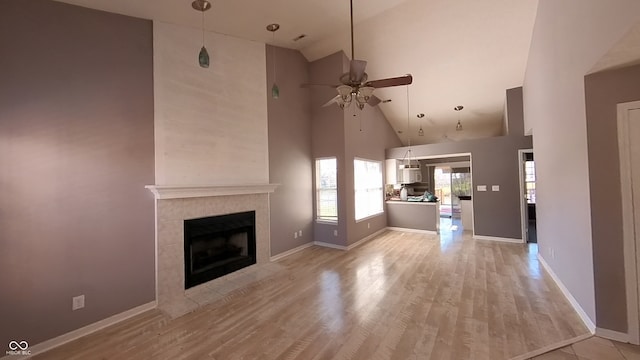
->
<box><xmin>145</xmin><ymin>184</ymin><xmax>279</xmax><ymax>200</ymax></box>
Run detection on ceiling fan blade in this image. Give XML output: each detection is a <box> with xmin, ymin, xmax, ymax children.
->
<box><xmin>300</xmin><ymin>83</ymin><xmax>339</xmax><ymax>88</ymax></box>
<box><xmin>365</xmin><ymin>74</ymin><xmax>413</xmax><ymax>88</ymax></box>
<box><xmin>349</xmin><ymin>60</ymin><xmax>367</xmax><ymax>83</ymax></box>
<box><xmin>368</xmin><ymin>95</ymin><xmax>382</xmax><ymax>107</ymax></box>
<box><xmin>322</xmin><ymin>95</ymin><xmax>340</xmax><ymax>107</ymax></box>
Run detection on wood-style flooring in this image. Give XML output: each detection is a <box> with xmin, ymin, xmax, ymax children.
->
<box><xmin>33</xmin><ymin>224</ymin><xmax>589</xmax><ymax>359</ymax></box>
<box><xmin>533</xmin><ymin>336</ymin><xmax>640</xmax><ymax>359</ymax></box>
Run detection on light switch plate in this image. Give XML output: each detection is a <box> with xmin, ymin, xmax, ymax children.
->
<box><xmin>492</xmin><ymin>185</ymin><xmax>500</xmax><ymax>191</ymax></box>
<box><xmin>477</xmin><ymin>185</ymin><xmax>487</xmax><ymax>191</ymax></box>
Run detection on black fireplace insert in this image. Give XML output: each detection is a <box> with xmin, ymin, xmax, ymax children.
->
<box><xmin>184</xmin><ymin>211</ymin><xmax>256</xmax><ymax>289</ymax></box>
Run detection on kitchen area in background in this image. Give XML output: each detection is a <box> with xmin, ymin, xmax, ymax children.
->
<box><xmin>385</xmin><ymin>155</ymin><xmax>473</xmax><ymax>233</ymax></box>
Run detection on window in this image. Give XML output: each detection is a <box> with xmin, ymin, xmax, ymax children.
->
<box><xmin>525</xmin><ymin>160</ymin><xmax>536</xmax><ymax>204</ymax></box>
<box><xmin>316</xmin><ymin>158</ymin><xmax>337</xmax><ymax>222</ymax></box>
<box><xmin>354</xmin><ymin>158</ymin><xmax>383</xmax><ymax>221</ymax></box>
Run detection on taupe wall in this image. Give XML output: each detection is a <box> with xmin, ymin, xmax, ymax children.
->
<box><xmin>266</xmin><ymin>45</ymin><xmax>314</xmax><ymax>255</ymax></box>
<box><xmin>0</xmin><ymin>0</ymin><xmax>155</xmax><ymax>347</ymax></box>
<box><xmin>387</xmin><ymin>135</ymin><xmax>531</xmax><ymax>239</ymax></box>
<box><xmin>310</xmin><ymin>51</ymin><xmax>402</xmax><ymax>246</ymax></box>
<box><xmin>585</xmin><ymin>63</ymin><xmax>640</xmax><ymax>332</ymax></box>
<box><xmin>506</xmin><ymin>87</ymin><xmax>525</xmax><ymax>137</ymax></box>
<box><xmin>311</xmin><ymin>52</ymin><xmax>349</xmax><ymax>246</ymax></box>
<box><xmin>345</xmin><ymin>96</ymin><xmax>403</xmax><ymax>246</ymax></box>
<box><xmin>523</xmin><ymin>0</ymin><xmax>640</xmax><ymax>326</ymax></box>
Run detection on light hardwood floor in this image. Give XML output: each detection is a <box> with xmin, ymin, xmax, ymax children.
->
<box><xmin>33</xmin><ymin>226</ymin><xmax>589</xmax><ymax>359</ymax></box>
<box><xmin>533</xmin><ymin>336</ymin><xmax>640</xmax><ymax>359</ymax></box>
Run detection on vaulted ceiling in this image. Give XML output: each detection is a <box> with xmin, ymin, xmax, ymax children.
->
<box><xmin>55</xmin><ymin>0</ymin><xmax>539</xmax><ymax>145</ymax></box>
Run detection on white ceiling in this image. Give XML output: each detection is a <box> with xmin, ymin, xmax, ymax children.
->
<box><xmin>55</xmin><ymin>0</ymin><xmax>539</xmax><ymax>145</ymax></box>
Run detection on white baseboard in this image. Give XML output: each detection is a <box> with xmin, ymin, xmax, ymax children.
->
<box><xmin>347</xmin><ymin>228</ymin><xmax>387</xmax><ymax>250</ymax></box>
<box><xmin>473</xmin><ymin>235</ymin><xmax>523</xmax><ymax>243</ymax></box>
<box><xmin>313</xmin><ymin>241</ymin><xmax>348</xmax><ymax>250</ymax></box>
<box><xmin>537</xmin><ymin>254</ymin><xmax>596</xmax><ymax>333</ymax></box>
<box><xmin>314</xmin><ymin>228</ymin><xmax>387</xmax><ymax>251</ymax></box>
<box><xmin>596</xmin><ymin>328</ymin><xmax>629</xmax><ymax>343</ymax></box>
<box><xmin>509</xmin><ymin>333</ymin><xmax>592</xmax><ymax>360</ymax></box>
<box><xmin>270</xmin><ymin>241</ymin><xmax>314</xmax><ymax>262</ymax></box>
<box><xmin>19</xmin><ymin>301</ymin><xmax>157</xmax><ymax>359</ymax></box>
<box><xmin>386</xmin><ymin>227</ymin><xmax>437</xmax><ymax>235</ymax></box>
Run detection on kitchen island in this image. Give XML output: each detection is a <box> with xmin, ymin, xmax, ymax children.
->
<box><xmin>386</xmin><ymin>200</ymin><xmax>440</xmax><ymax>233</ymax></box>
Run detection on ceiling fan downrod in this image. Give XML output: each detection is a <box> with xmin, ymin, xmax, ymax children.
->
<box><xmin>350</xmin><ymin>0</ymin><xmax>355</xmax><ymax>60</ymax></box>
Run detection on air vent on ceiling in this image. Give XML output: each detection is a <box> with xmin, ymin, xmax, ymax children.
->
<box><xmin>292</xmin><ymin>34</ymin><xmax>307</xmax><ymax>42</ymax></box>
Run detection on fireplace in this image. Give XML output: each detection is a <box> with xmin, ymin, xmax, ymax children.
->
<box><xmin>184</xmin><ymin>211</ymin><xmax>257</xmax><ymax>289</ymax></box>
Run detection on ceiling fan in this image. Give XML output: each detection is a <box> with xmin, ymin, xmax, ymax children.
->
<box><xmin>304</xmin><ymin>0</ymin><xmax>413</xmax><ymax>110</ymax></box>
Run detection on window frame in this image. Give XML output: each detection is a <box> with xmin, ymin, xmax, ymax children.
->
<box><xmin>315</xmin><ymin>157</ymin><xmax>338</xmax><ymax>223</ymax></box>
<box><xmin>353</xmin><ymin>157</ymin><xmax>384</xmax><ymax>222</ymax></box>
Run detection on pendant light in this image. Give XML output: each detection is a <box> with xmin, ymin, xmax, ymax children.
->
<box><xmin>192</xmin><ymin>0</ymin><xmax>211</xmax><ymax>68</ymax></box>
<box><xmin>417</xmin><ymin>113</ymin><xmax>425</xmax><ymax>136</ymax></box>
<box><xmin>400</xmin><ymin>86</ymin><xmax>420</xmax><ymax>171</ymax></box>
<box><xmin>454</xmin><ymin>105</ymin><xmax>464</xmax><ymax>131</ymax></box>
<box><xmin>266</xmin><ymin>23</ymin><xmax>280</xmax><ymax>99</ymax></box>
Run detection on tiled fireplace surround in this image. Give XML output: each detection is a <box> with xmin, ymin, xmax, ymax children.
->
<box><xmin>146</xmin><ymin>185</ymin><xmax>280</xmax><ymax>318</ymax></box>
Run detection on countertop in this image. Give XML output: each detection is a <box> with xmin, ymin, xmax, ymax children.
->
<box><xmin>386</xmin><ymin>200</ymin><xmax>439</xmax><ymax>205</ymax></box>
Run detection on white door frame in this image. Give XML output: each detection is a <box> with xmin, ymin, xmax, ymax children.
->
<box><xmin>619</xmin><ymin>100</ymin><xmax>640</xmax><ymax>345</ymax></box>
<box><xmin>518</xmin><ymin>149</ymin><xmax>534</xmax><ymax>243</ymax></box>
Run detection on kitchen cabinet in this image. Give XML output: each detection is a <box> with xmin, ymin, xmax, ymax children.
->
<box><xmin>385</xmin><ymin>159</ymin><xmax>400</xmax><ymax>185</ymax></box>
<box><xmin>460</xmin><ymin>199</ymin><xmax>473</xmax><ymax>230</ymax></box>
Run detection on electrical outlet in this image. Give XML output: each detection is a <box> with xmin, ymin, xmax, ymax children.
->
<box><xmin>367</xmin><ymin>223</ymin><xmax>370</xmax><ymax>229</ymax></box>
<box><xmin>294</xmin><ymin>232</ymin><xmax>298</xmax><ymax>239</ymax></box>
<box><xmin>72</xmin><ymin>295</ymin><xmax>85</xmax><ymax>311</ymax></box>
<box><xmin>333</xmin><ymin>230</ymin><xmax>338</xmax><ymax>236</ymax></box>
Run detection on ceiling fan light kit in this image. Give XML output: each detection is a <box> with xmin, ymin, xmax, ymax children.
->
<box><xmin>192</xmin><ymin>0</ymin><xmax>211</xmax><ymax>68</ymax></box>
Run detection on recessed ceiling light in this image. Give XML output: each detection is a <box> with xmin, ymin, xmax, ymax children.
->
<box><xmin>292</xmin><ymin>34</ymin><xmax>307</xmax><ymax>42</ymax></box>
<box><xmin>382</xmin><ymin>99</ymin><xmax>392</xmax><ymax>103</ymax></box>
<box><xmin>417</xmin><ymin>113</ymin><xmax>425</xmax><ymax>118</ymax></box>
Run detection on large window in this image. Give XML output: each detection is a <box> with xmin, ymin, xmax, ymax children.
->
<box><xmin>316</xmin><ymin>158</ymin><xmax>338</xmax><ymax>222</ymax></box>
<box><xmin>354</xmin><ymin>158</ymin><xmax>383</xmax><ymax>221</ymax></box>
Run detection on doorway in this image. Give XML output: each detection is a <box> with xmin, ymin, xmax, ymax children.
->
<box><xmin>519</xmin><ymin>149</ymin><xmax>536</xmax><ymax>243</ymax></box>
<box><xmin>619</xmin><ymin>101</ymin><xmax>640</xmax><ymax>344</ymax></box>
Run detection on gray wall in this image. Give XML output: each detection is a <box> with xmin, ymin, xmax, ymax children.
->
<box><xmin>585</xmin><ymin>63</ymin><xmax>640</xmax><ymax>332</ymax></box>
<box><xmin>506</xmin><ymin>87</ymin><xmax>525</xmax><ymax>137</ymax></box>
<box><xmin>387</xmin><ymin>87</ymin><xmax>530</xmax><ymax>240</ymax></box>
<box><xmin>266</xmin><ymin>45</ymin><xmax>314</xmax><ymax>256</ymax></box>
<box><xmin>523</xmin><ymin>0</ymin><xmax>640</xmax><ymax>326</ymax></box>
<box><xmin>345</xmin><ymin>96</ymin><xmax>403</xmax><ymax>246</ymax></box>
<box><xmin>310</xmin><ymin>52</ymin><xmax>349</xmax><ymax>246</ymax></box>
<box><xmin>0</xmin><ymin>0</ymin><xmax>155</xmax><ymax>347</ymax></box>
<box><xmin>310</xmin><ymin>51</ymin><xmax>402</xmax><ymax>247</ymax></box>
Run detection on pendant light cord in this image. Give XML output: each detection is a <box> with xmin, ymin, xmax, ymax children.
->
<box><xmin>272</xmin><ymin>31</ymin><xmax>277</xmax><ymax>84</ymax></box>
<box><xmin>201</xmin><ymin>8</ymin><xmax>205</xmax><ymax>46</ymax></box>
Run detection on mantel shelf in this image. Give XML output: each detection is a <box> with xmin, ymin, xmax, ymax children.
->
<box><xmin>145</xmin><ymin>184</ymin><xmax>279</xmax><ymax>200</ymax></box>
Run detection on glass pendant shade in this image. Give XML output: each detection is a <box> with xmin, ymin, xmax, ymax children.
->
<box><xmin>199</xmin><ymin>46</ymin><xmax>210</xmax><ymax>68</ymax></box>
<box><xmin>337</xmin><ymin>85</ymin><xmax>353</xmax><ymax>99</ymax></box>
<box><xmin>456</xmin><ymin>120</ymin><xmax>463</xmax><ymax>131</ymax></box>
<box><xmin>271</xmin><ymin>83</ymin><xmax>280</xmax><ymax>99</ymax></box>
<box><xmin>418</xmin><ymin>126</ymin><xmax>424</xmax><ymax>136</ymax></box>
<box><xmin>359</xmin><ymin>86</ymin><xmax>375</xmax><ymax>100</ymax></box>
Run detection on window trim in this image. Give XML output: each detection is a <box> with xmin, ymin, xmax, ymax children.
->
<box><xmin>353</xmin><ymin>157</ymin><xmax>384</xmax><ymax>222</ymax></box>
<box><xmin>315</xmin><ymin>157</ymin><xmax>338</xmax><ymax>223</ymax></box>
